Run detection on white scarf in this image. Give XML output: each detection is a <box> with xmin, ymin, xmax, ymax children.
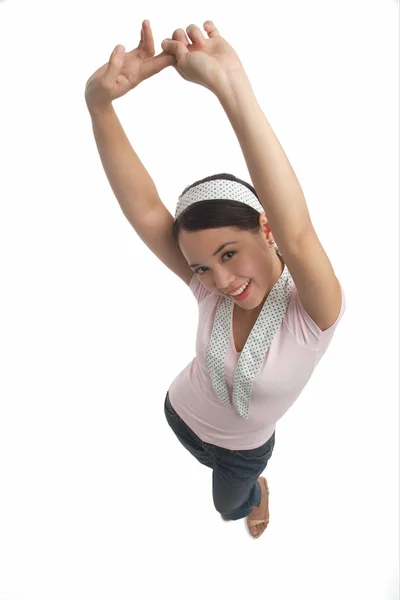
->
<box><xmin>206</xmin><ymin>262</ymin><xmax>292</xmax><ymax>418</ymax></box>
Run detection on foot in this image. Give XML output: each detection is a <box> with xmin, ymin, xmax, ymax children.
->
<box><xmin>247</xmin><ymin>477</ymin><xmax>269</xmax><ymax>538</ymax></box>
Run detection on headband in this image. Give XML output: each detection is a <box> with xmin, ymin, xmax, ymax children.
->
<box><xmin>175</xmin><ymin>178</ymin><xmax>265</xmax><ymax>220</ymax></box>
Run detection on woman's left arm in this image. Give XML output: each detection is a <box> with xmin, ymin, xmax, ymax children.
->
<box><xmin>216</xmin><ymin>72</ymin><xmax>311</xmax><ymax>245</ymax></box>
<box><xmin>162</xmin><ymin>21</ymin><xmax>343</xmax><ymax>331</ymax></box>
<box><xmin>215</xmin><ymin>73</ymin><xmax>342</xmax><ymax>332</ymax></box>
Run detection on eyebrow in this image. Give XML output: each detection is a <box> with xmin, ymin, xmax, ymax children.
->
<box><xmin>189</xmin><ymin>241</ymin><xmax>239</xmax><ymax>269</ymax></box>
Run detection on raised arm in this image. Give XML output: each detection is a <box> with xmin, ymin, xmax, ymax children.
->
<box><xmin>214</xmin><ymin>72</ymin><xmax>342</xmax><ymax>331</ymax></box>
<box><xmin>162</xmin><ymin>21</ymin><xmax>343</xmax><ymax>331</ymax></box>
<box><xmin>87</xmin><ymin>103</ymin><xmax>161</xmax><ymax>222</ymax></box>
<box><xmin>85</xmin><ymin>20</ymin><xmax>176</xmax><ymax>220</ymax></box>
<box><xmin>85</xmin><ymin>22</ymin><xmax>193</xmax><ymax>285</ymax></box>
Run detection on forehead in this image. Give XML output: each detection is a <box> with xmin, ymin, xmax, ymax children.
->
<box><xmin>179</xmin><ymin>227</ymin><xmax>242</xmax><ymax>250</ymax></box>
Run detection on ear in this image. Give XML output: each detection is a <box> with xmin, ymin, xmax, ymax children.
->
<box><xmin>258</xmin><ymin>212</ymin><xmax>273</xmax><ymax>238</ymax></box>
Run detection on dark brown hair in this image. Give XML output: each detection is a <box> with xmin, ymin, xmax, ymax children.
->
<box><xmin>171</xmin><ymin>173</ymin><xmax>262</xmax><ymax>247</ymax></box>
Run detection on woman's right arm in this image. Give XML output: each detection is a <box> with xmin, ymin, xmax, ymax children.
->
<box><xmin>85</xmin><ymin>22</ymin><xmax>194</xmax><ymax>285</ymax></box>
<box><xmin>84</xmin><ymin>21</ymin><xmax>174</xmax><ymax>222</ymax></box>
<box><xmin>88</xmin><ymin>103</ymin><xmax>162</xmax><ymax>222</ymax></box>
<box><xmin>88</xmin><ymin>103</ymin><xmax>193</xmax><ymax>286</ymax></box>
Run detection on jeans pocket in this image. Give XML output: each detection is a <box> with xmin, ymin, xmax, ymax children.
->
<box><xmin>234</xmin><ymin>432</ymin><xmax>275</xmax><ymax>461</ymax></box>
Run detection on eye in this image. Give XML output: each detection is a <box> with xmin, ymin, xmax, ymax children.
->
<box><xmin>195</xmin><ymin>251</ymin><xmax>236</xmax><ymax>275</ymax></box>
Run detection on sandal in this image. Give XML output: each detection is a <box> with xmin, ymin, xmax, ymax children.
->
<box><xmin>247</xmin><ymin>477</ymin><xmax>269</xmax><ymax>538</ymax></box>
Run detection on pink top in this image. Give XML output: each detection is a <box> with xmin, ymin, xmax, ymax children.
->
<box><xmin>168</xmin><ymin>273</ymin><xmax>346</xmax><ymax>450</ymax></box>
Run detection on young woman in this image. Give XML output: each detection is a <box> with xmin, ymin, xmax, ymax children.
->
<box><xmin>85</xmin><ymin>20</ymin><xmax>346</xmax><ymax>539</ymax></box>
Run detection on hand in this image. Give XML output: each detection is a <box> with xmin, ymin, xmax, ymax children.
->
<box><xmin>85</xmin><ymin>20</ymin><xmax>176</xmax><ymax>112</ymax></box>
<box><xmin>161</xmin><ymin>21</ymin><xmax>246</xmax><ymax>94</ymax></box>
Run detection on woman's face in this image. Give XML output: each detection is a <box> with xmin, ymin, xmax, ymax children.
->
<box><xmin>179</xmin><ymin>219</ymin><xmax>283</xmax><ymax>312</ymax></box>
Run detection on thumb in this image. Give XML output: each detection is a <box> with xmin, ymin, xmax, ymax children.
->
<box><xmin>103</xmin><ymin>45</ymin><xmax>125</xmax><ymax>87</ymax></box>
<box><xmin>161</xmin><ymin>39</ymin><xmax>188</xmax><ymax>62</ymax></box>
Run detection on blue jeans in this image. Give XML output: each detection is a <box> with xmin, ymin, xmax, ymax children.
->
<box><xmin>164</xmin><ymin>391</ymin><xmax>276</xmax><ymax>521</ymax></box>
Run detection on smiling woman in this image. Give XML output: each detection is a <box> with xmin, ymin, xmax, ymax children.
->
<box><xmin>86</xmin><ymin>19</ymin><xmax>346</xmax><ymax>540</ymax></box>
<box><xmin>164</xmin><ymin>170</ymin><xmax>345</xmax><ymax>539</ymax></box>
<box><xmin>173</xmin><ymin>173</ymin><xmax>285</xmax><ymax>305</ymax></box>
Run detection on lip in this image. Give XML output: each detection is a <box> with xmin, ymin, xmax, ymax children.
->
<box><xmin>226</xmin><ymin>280</ymin><xmax>250</xmax><ymax>294</ymax></box>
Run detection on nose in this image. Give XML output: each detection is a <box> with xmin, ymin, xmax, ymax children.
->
<box><xmin>213</xmin><ymin>266</ymin><xmax>235</xmax><ymax>293</ymax></box>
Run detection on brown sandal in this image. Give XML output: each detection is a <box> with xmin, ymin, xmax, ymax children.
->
<box><xmin>247</xmin><ymin>477</ymin><xmax>269</xmax><ymax>538</ymax></box>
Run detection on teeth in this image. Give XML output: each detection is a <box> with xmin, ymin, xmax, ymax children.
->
<box><xmin>231</xmin><ymin>280</ymin><xmax>250</xmax><ymax>296</ymax></box>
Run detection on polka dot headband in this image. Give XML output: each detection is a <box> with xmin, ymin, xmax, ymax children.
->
<box><xmin>175</xmin><ymin>178</ymin><xmax>265</xmax><ymax>220</ymax></box>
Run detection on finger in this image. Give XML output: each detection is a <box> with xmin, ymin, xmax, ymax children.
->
<box><xmin>104</xmin><ymin>45</ymin><xmax>125</xmax><ymax>87</ymax></box>
<box><xmin>161</xmin><ymin>39</ymin><xmax>188</xmax><ymax>61</ymax></box>
<box><xmin>142</xmin><ymin>19</ymin><xmax>155</xmax><ymax>55</ymax></box>
<box><xmin>186</xmin><ymin>24</ymin><xmax>206</xmax><ymax>46</ymax></box>
<box><xmin>147</xmin><ymin>51</ymin><xmax>177</xmax><ymax>76</ymax></box>
<box><xmin>203</xmin><ymin>20</ymin><xmax>220</xmax><ymax>38</ymax></box>
<box><xmin>172</xmin><ymin>28</ymin><xmax>190</xmax><ymax>47</ymax></box>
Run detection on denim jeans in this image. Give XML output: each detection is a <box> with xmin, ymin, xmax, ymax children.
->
<box><xmin>164</xmin><ymin>391</ymin><xmax>276</xmax><ymax>521</ymax></box>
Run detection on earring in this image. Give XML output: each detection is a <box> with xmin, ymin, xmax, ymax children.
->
<box><xmin>269</xmin><ymin>240</ymin><xmax>274</xmax><ymax>245</ymax></box>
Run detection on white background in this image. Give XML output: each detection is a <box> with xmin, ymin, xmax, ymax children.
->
<box><xmin>0</xmin><ymin>0</ymin><xmax>398</xmax><ymax>598</ymax></box>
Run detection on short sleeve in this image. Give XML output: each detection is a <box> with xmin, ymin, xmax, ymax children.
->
<box><xmin>189</xmin><ymin>273</ymin><xmax>213</xmax><ymax>304</ymax></box>
<box><xmin>286</xmin><ymin>282</ymin><xmax>346</xmax><ymax>350</ymax></box>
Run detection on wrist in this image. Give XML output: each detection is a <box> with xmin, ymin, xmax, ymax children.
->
<box><xmin>86</xmin><ymin>100</ymin><xmax>114</xmax><ymax>118</ymax></box>
<box><xmin>214</xmin><ymin>69</ymin><xmax>252</xmax><ymax>102</ymax></box>
<box><xmin>215</xmin><ymin>71</ymin><xmax>255</xmax><ymax>114</ymax></box>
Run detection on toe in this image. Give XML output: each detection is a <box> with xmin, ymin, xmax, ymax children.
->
<box><xmin>249</xmin><ymin>522</ymin><xmax>268</xmax><ymax>537</ymax></box>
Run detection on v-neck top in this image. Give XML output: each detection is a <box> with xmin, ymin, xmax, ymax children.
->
<box><xmin>167</xmin><ymin>274</ymin><xmax>346</xmax><ymax>450</ymax></box>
